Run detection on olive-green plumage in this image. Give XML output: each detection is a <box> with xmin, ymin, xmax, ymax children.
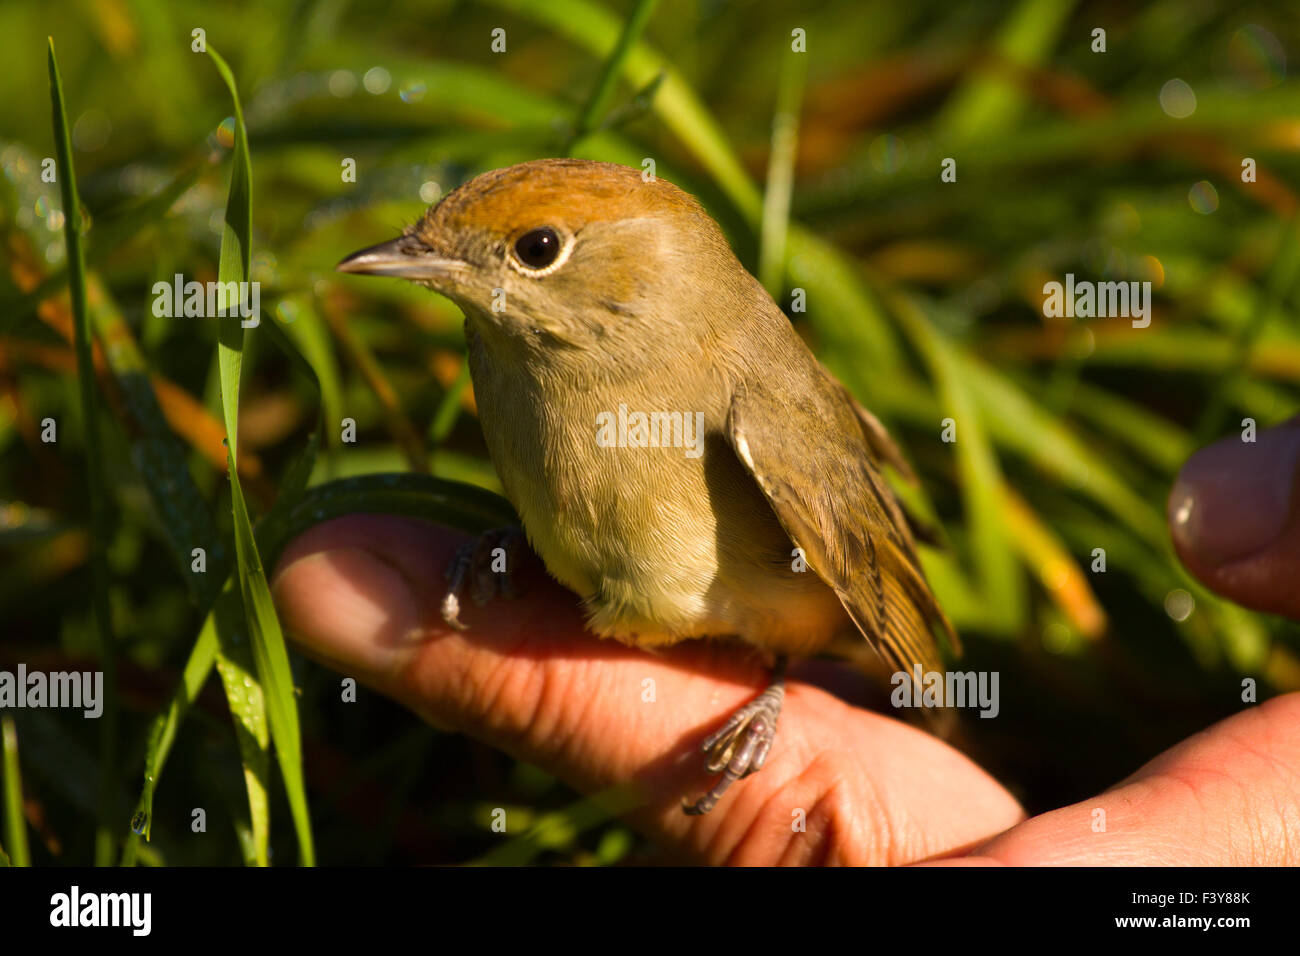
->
<box><xmin>341</xmin><ymin>158</ymin><xmax>957</xmax><ymax>683</ymax></box>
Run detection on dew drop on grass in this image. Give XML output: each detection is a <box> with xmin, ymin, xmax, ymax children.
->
<box><xmin>130</xmin><ymin>811</ymin><xmax>148</xmax><ymax>835</ymax></box>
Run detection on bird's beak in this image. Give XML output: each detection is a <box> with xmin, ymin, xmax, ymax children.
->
<box><xmin>335</xmin><ymin>237</ymin><xmax>467</xmax><ymax>281</ymax></box>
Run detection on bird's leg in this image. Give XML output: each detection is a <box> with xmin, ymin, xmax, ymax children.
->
<box><xmin>440</xmin><ymin>527</ymin><xmax>527</xmax><ymax>630</ymax></box>
<box><xmin>684</xmin><ymin>656</ymin><xmax>787</xmax><ymax>816</ymax></box>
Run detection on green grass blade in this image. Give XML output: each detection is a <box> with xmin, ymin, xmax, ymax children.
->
<box><xmin>472</xmin><ymin>784</ymin><xmax>643</xmax><ymax>866</ymax></box>
<box><xmin>123</xmin><ymin>613</ymin><xmax>218</xmax><ymax>861</ymax></box>
<box><xmin>936</xmin><ymin>0</ymin><xmax>1077</xmax><ymax>143</ymax></box>
<box><xmin>88</xmin><ymin>277</ymin><xmax>228</xmax><ymax>608</ymax></box>
<box><xmin>280</xmin><ymin>297</ymin><xmax>343</xmax><ymax>452</ymax></box>
<box><xmin>429</xmin><ymin>359</ymin><xmax>472</xmax><ymax>446</ymax></box>
<box><xmin>1</xmin><ymin>718</ymin><xmax>30</xmax><ymax>867</ymax></box>
<box><xmin>207</xmin><ymin>44</ymin><xmax>315</xmax><ymax>866</ymax></box>
<box><xmin>214</xmin><ymin>586</ymin><xmax>271</xmax><ymax>866</ymax></box>
<box><xmin>1060</xmin><ymin>379</ymin><xmax>1194</xmax><ymax>474</ymax></box>
<box><xmin>758</xmin><ymin>47</ymin><xmax>806</xmax><ymax>295</ymax></box>
<box><xmin>321</xmin><ymin>298</ymin><xmax>427</xmax><ymax>473</ymax></box>
<box><xmin>257</xmin><ymin>473</ymin><xmax>518</xmax><ymax>571</ymax></box>
<box><xmin>226</xmin><ymin>443</ymin><xmax>314</xmax><ymax>863</ymax></box>
<box><xmin>259</xmin><ymin>308</ymin><xmax>325</xmax><ymax>503</ymax></box>
<box><xmin>487</xmin><ymin>0</ymin><xmax>904</xmax><ymax>370</ymax></box>
<box><xmin>48</xmin><ymin>36</ymin><xmax>119</xmax><ymax>868</ymax></box>
<box><xmin>208</xmin><ymin>46</ymin><xmax>252</xmax><ymax>453</ymax></box>
<box><xmin>891</xmin><ymin>292</ymin><xmax>1025</xmax><ymax>632</ymax></box>
<box><xmin>1195</xmin><ymin>213</ymin><xmax>1300</xmax><ymax>440</ymax></box>
<box><xmin>963</xmin><ymin>359</ymin><xmax>1167</xmax><ymax>546</ymax></box>
<box><xmin>568</xmin><ymin>0</ymin><xmax>659</xmax><ymax>150</ymax></box>
<box><xmin>485</xmin><ymin>0</ymin><xmax>758</xmax><ymax>216</ymax></box>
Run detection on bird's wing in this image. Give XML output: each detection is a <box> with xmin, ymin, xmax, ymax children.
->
<box><xmin>727</xmin><ymin>379</ymin><xmax>959</xmax><ymax>676</ymax></box>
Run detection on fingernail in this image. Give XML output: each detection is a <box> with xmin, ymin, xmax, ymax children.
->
<box><xmin>1169</xmin><ymin>417</ymin><xmax>1300</xmax><ymax>565</ymax></box>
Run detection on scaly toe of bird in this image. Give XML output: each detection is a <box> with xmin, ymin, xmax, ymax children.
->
<box><xmin>683</xmin><ymin>679</ymin><xmax>785</xmax><ymax>815</ymax></box>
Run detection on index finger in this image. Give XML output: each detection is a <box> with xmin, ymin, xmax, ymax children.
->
<box><xmin>270</xmin><ymin>514</ymin><xmax>1024</xmax><ymax>864</ymax></box>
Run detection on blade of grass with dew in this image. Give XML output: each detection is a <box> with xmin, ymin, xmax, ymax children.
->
<box><xmin>122</xmin><ymin>313</ymin><xmax>322</xmax><ymax>862</ymax></box>
<box><xmin>122</xmin><ymin>338</ymin><xmax>327</xmax><ymax>868</ymax></box>
<box><xmin>1</xmin><ymin>717</ymin><xmax>29</xmax><ymax>867</ymax></box>
<box><xmin>758</xmin><ymin>46</ymin><xmax>806</xmax><ymax>295</ymax></box>
<box><xmin>207</xmin><ymin>44</ymin><xmax>315</xmax><ymax>865</ymax></box>
<box><xmin>122</xmin><ymin>612</ymin><xmax>218</xmax><ymax>863</ymax></box>
<box><xmin>48</xmin><ymin>37</ymin><xmax>118</xmax><ymax>867</ymax></box>
<box><xmin>566</xmin><ymin>0</ymin><xmax>659</xmax><ymax>153</ymax></box>
<box><xmin>13</xmin><ymin>249</ymin><xmax>277</xmax><ymax>495</ymax></box>
<box><xmin>213</xmin><ymin>586</ymin><xmax>271</xmax><ymax>866</ymax></box>
<box><xmin>227</xmin><ymin>439</ymin><xmax>317</xmax><ymax>864</ymax></box>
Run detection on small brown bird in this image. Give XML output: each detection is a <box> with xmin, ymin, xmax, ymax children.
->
<box><xmin>338</xmin><ymin>159</ymin><xmax>957</xmax><ymax>813</ymax></box>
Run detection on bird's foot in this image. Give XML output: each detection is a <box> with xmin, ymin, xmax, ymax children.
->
<box><xmin>440</xmin><ymin>527</ymin><xmax>526</xmax><ymax>630</ymax></box>
<box><xmin>684</xmin><ymin>659</ymin><xmax>787</xmax><ymax>815</ymax></box>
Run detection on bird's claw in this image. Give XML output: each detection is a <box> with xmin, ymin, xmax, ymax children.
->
<box><xmin>440</xmin><ymin>527</ymin><xmax>526</xmax><ymax>631</ymax></box>
<box><xmin>684</xmin><ymin>673</ymin><xmax>785</xmax><ymax>816</ymax></box>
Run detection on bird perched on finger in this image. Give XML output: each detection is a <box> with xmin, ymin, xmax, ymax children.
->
<box><xmin>338</xmin><ymin>158</ymin><xmax>958</xmax><ymax>814</ymax></box>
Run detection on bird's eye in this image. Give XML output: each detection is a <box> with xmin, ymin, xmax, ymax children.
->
<box><xmin>512</xmin><ymin>227</ymin><xmax>563</xmax><ymax>271</ymax></box>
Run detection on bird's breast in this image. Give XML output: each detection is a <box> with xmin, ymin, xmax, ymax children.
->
<box><xmin>469</xmin><ymin>344</ymin><xmax>849</xmax><ymax>652</ymax></box>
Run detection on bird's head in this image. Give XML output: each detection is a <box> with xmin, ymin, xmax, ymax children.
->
<box><xmin>337</xmin><ymin>159</ymin><xmax>746</xmax><ymax>366</ymax></box>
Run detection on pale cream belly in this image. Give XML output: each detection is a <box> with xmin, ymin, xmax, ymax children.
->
<box><xmin>500</xmin><ymin>423</ymin><xmax>855</xmax><ymax>657</ymax></box>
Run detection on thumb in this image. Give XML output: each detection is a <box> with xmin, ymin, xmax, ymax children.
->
<box><xmin>1169</xmin><ymin>415</ymin><xmax>1300</xmax><ymax>619</ymax></box>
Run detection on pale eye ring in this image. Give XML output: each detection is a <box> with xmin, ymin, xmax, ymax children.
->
<box><xmin>509</xmin><ymin>227</ymin><xmax>570</xmax><ymax>275</ymax></box>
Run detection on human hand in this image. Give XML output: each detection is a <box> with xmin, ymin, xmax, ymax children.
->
<box><xmin>271</xmin><ymin>498</ymin><xmax>1300</xmax><ymax>864</ymax></box>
